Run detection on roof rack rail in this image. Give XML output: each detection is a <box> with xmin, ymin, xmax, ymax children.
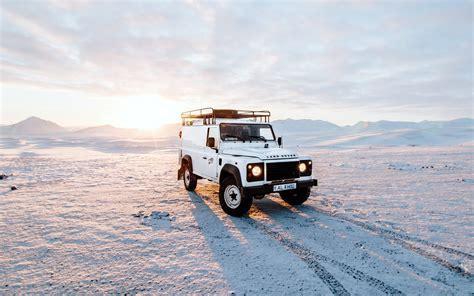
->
<box><xmin>181</xmin><ymin>108</ymin><xmax>271</xmax><ymax>126</ymax></box>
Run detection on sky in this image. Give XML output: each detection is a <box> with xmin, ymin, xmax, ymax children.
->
<box><xmin>0</xmin><ymin>0</ymin><xmax>472</xmax><ymax>128</ymax></box>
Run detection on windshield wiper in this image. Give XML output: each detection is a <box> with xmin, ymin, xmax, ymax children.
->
<box><xmin>223</xmin><ymin>134</ymin><xmax>245</xmax><ymax>141</ymax></box>
<box><xmin>248</xmin><ymin>135</ymin><xmax>267</xmax><ymax>142</ymax></box>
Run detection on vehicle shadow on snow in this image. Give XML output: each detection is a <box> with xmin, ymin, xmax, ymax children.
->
<box><xmin>187</xmin><ymin>190</ymin><xmax>259</xmax><ymax>293</ymax></box>
<box><xmin>252</xmin><ymin>196</ymin><xmax>326</xmax><ymax>223</ymax></box>
<box><xmin>186</xmin><ymin>190</ymin><xmax>327</xmax><ymax>294</ymax></box>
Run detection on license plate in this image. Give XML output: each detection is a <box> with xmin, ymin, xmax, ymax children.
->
<box><xmin>273</xmin><ymin>183</ymin><xmax>296</xmax><ymax>192</ymax></box>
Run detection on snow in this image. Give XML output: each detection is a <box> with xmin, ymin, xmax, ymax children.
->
<box><xmin>0</xmin><ymin>139</ymin><xmax>473</xmax><ymax>294</ymax></box>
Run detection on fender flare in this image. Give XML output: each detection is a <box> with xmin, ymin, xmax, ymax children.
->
<box><xmin>182</xmin><ymin>155</ymin><xmax>193</xmax><ymax>171</ymax></box>
<box><xmin>178</xmin><ymin>154</ymin><xmax>193</xmax><ymax>180</ymax></box>
<box><xmin>219</xmin><ymin>164</ymin><xmax>243</xmax><ymax>187</ymax></box>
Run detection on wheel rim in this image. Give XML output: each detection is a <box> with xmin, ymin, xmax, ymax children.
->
<box><xmin>184</xmin><ymin>168</ymin><xmax>190</xmax><ymax>186</ymax></box>
<box><xmin>224</xmin><ymin>185</ymin><xmax>241</xmax><ymax>209</ymax></box>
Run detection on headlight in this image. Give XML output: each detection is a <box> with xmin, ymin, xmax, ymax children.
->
<box><xmin>247</xmin><ymin>163</ymin><xmax>264</xmax><ymax>182</ymax></box>
<box><xmin>299</xmin><ymin>160</ymin><xmax>312</xmax><ymax>176</ymax></box>
<box><xmin>298</xmin><ymin>162</ymin><xmax>307</xmax><ymax>173</ymax></box>
<box><xmin>251</xmin><ymin>165</ymin><xmax>262</xmax><ymax>177</ymax></box>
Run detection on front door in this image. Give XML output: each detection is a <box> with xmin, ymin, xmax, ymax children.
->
<box><xmin>201</xmin><ymin>127</ymin><xmax>219</xmax><ymax>180</ymax></box>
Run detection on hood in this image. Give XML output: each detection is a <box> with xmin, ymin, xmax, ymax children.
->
<box><xmin>222</xmin><ymin>147</ymin><xmax>298</xmax><ymax>160</ymax></box>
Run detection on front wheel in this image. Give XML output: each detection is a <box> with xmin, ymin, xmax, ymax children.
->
<box><xmin>219</xmin><ymin>177</ymin><xmax>253</xmax><ymax>216</ymax></box>
<box><xmin>280</xmin><ymin>187</ymin><xmax>310</xmax><ymax>205</ymax></box>
<box><xmin>183</xmin><ymin>165</ymin><xmax>197</xmax><ymax>191</ymax></box>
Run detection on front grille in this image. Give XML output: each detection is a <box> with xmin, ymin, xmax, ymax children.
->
<box><xmin>266</xmin><ymin>161</ymin><xmax>299</xmax><ymax>181</ymax></box>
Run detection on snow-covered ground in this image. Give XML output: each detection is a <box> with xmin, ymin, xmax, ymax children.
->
<box><xmin>0</xmin><ymin>140</ymin><xmax>472</xmax><ymax>294</ymax></box>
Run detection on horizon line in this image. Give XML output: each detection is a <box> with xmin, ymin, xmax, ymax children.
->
<box><xmin>1</xmin><ymin>115</ymin><xmax>473</xmax><ymax>130</ymax></box>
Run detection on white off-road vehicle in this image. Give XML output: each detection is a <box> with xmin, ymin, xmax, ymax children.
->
<box><xmin>177</xmin><ymin>108</ymin><xmax>317</xmax><ymax>216</ymax></box>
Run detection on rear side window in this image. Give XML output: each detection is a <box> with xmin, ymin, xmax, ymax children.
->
<box><xmin>207</xmin><ymin>127</ymin><xmax>219</xmax><ymax>144</ymax></box>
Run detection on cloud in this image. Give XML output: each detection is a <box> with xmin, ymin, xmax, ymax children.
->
<box><xmin>0</xmin><ymin>0</ymin><xmax>472</xmax><ymax>122</ymax></box>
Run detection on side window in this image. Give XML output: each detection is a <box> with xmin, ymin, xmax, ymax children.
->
<box><xmin>207</xmin><ymin>127</ymin><xmax>218</xmax><ymax>148</ymax></box>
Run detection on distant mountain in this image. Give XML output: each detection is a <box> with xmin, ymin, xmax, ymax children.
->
<box><xmin>313</xmin><ymin>128</ymin><xmax>474</xmax><ymax>147</ymax></box>
<box><xmin>348</xmin><ymin>118</ymin><xmax>474</xmax><ymax>132</ymax></box>
<box><xmin>73</xmin><ymin>123</ymin><xmax>182</xmax><ymax>138</ymax></box>
<box><xmin>273</xmin><ymin>118</ymin><xmax>474</xmax><ymax>147</ymax></box>
<box><xmin>0</xmin><ymin>116</ymin><xmax>67</xmax><ymax>136</ymax></box>
<box><xmin>418</xmin><ymin>118</ymin><xmax>474</xmax><ymax>129</ymax></box>
<box><xmin>349</xmin><ymin>120</ymin><xmax>420</xmax><ymax>132</ymax></box>
<box><xmin>1</xmin><ymin>116</ymin><xmax>472</xmax><ymax>147</ymax></box>
<box><xmin>73</xmin><ymin>125</ymin><xmax>141</xmax><ymax>138</ymax></box>
<box><xmin>0</xmin><ymin>117</ymin><xmax>177</xmax><ymax>138</ymax></box>
<box><xmin>272</xmin><ymin>119</ymin><xmax>341</xmax><ymax>134</ymax></box>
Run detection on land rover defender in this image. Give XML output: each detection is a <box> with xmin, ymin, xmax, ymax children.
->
<box><xmin>177</xmin><ymin>108</ymin><xmax>317</xmax><ymax>216</ymax></box>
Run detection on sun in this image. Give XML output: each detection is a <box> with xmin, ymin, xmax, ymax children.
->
<box><xmin>113</xmin><ymin>96</ymin><xmax>183</xmax><ymax>129</ymax></box>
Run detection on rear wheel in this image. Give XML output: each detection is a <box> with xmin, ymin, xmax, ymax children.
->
<box><xmin>183</xmin><ymin>165</ymin><xmax>197</xmax><ymax>191</ymax></box>
<box><xmin>280</xmin><ymin>187</ymin><xmax>310</xmax><ymax>205</ymax></box>
<box><xmin>219</xmin><ymin>177</ymin><xmax>253</xmax><ymax>216</ymax></box>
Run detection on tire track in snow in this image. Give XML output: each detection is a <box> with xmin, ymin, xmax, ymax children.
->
<box><xmin>389</xmin><ymin>237</ymin><xmax>472</xmax><ymax>278</ymax></box>
<box><xmin>310</xmin><ymin>205</ymin><xmax>473</xmax><ymax>260</ymax></box>
<box><xmin>302</xmin><ymin>205</ymin><xmax>473</xmax><ymax>277</ymax></box>
<box><xmin>244</xmin><ymin>218</ymin><xmax>405</xmax><ymax>296</ymax></box>
<box><xmin>197</xmin><ymin>194</ymin><xmax>349</xmax><ymax>295</ymax></box>
<box><xmin>246</xmin><ymin>218</ymin><xmax>350</xmax><ymax>296</ymax></box>
<box><xmin>198</xmin><ymin>193</ymin><xmax>404</xmax><ymax>295</ymax></box>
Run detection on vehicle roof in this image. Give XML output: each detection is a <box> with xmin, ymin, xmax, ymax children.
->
<box><xmin>181</xmin><ymin>108</ymin><xmax>270</xmax><ymax>126</ymax></box>
<box><xmin>183</xmin><ymin>119</ymin><xmax>272</xmax><ymax>127</ymax></box>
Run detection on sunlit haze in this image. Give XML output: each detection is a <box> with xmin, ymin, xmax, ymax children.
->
<box><xmin>0</xmin><ymin>0</ymin><xmax>472</xmax><ymax>128</ymax></box>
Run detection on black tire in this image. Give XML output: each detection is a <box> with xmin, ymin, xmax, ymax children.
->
<box><xmin>183</xmin><ymin>165</ymin><xmax>197</xmax><ymax>191</ymax></box>
<box><xmin>280</xmin><ymin>187</ymin><xmax>310</xmax><ymax>205</ymax></box>
<box><xmin>219</xmin><ymin>177</ymin><xmax>253</xmax><ymax>216</ymax></box>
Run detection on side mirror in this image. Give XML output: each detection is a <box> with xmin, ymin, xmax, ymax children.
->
<box><xmin>277</xmin><ymin>137</ymin><xmax>282</xmax><ymax>147</ymax></box>
<box><xmin>207</xmin><ymin>137</ymin><xmax>216</xmax><ymax>149</ymax></box>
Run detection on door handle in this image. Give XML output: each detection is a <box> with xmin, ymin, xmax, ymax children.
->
<box><xmin>202</xmin><ymin>157</ymin><xmax>207</xmax><ymax>159</ymax></box>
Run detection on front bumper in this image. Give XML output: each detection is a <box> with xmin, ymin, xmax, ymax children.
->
<box><xmin>243</xmin><ymin>179</ymin><xmax>317</xmax><ymax>196</ymax></box>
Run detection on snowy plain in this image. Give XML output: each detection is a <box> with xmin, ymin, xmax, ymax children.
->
<box><xmin>0</xmin><ymin>138</ymin><xmax>473</xmax><ymax>295</ymax></box>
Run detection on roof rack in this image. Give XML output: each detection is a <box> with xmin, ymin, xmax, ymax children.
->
<box><xmin>181</xmin><ymin>108</ymin><xmax>271</xmax><ymax>126</ymax></box>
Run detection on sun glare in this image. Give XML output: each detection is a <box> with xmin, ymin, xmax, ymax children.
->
<box><xmin>113</xmin><ymin>96</ymin><xmax>183</xmax><ymax>129</ymax></box>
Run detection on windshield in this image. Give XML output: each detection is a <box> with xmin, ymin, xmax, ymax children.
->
<box><xmin>220</xmin><ymin>123</ymin><xmax>275</xmax><ymax>142</ymax></box>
